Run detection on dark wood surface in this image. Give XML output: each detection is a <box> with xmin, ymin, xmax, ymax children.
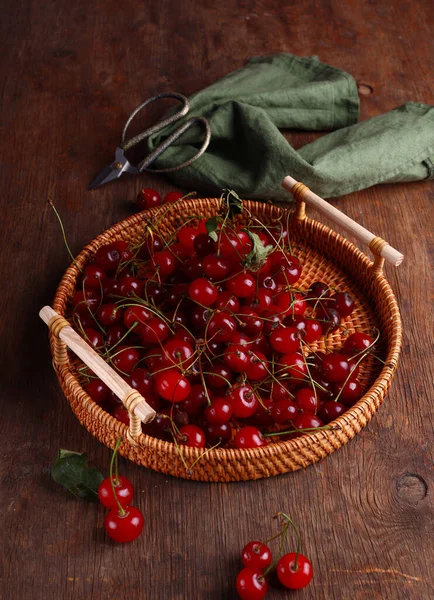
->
<box><xmin>1</xmin><ymin>1</ymin><xmax>433</xmax><ymax>598</ymax></box>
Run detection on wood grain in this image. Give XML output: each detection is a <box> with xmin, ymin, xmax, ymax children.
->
<box><xmin>1</xmin><ymin>0</ymin><xmax>433</xmax><ymax>599</ymax></box>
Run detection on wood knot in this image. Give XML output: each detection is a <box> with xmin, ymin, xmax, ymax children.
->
<box><xmin>396</xmin><ymin>472</ymin><xmax>428</xmax><ymax>503</ymax></box>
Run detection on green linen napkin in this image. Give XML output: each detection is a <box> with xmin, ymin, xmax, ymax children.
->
<box><xmin>148</xmin><ymin>54</ymin><xmax>434</xmax><ymax>200</ymax></box>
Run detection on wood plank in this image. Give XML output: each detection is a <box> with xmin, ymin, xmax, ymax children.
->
<box><xmin>1</xmin><ymin>1</ymin><xmax>433</xmax><ymax>598</ymax></box>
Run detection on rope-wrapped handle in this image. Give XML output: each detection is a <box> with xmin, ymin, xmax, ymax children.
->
<box><xmin>282</xmin><ymin>175</ymin><xmax>404</xmax><ymax>271</ymax></box>
<box><xmin>39</xmin><ymin>306</ymin><xmax>156</xmax><ymax>442</ymax></box>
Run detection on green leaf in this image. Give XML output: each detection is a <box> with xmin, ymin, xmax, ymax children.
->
<box><xmin>51</xmin><ymin>449</ymin><xmax>104</xmax><ymax>502</ymax></box>
<box><xmin>205</xmin><ymin>216</ymin><xmax>219</xmax><ymax>242</ymax></box>
<box><xmin>221</xmin><ymin>189</ymin><xmax>243</xmax><ymax>218</ymax></box>
<box><xmin>243</xmin><ymin>229</ymin><xmax>274</xmax><ymax>269</ymax></box>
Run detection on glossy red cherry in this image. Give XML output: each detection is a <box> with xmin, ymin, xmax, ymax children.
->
<box><xmin>319</xmin><ymin>400</ymin><xmax>346</xmax><ymax>423</ymax></box>
<box><xmin>179</xmin><ymin>424</ymin><xmax>206</xmax><ymax>448</ymax></box>
<box><xmin>343</xmin><ymin>331</ymin><xmax>374</xmax><ymax>355</ymax></box>
<box><xmin>236</xmin><ymin>567</ymin><xmax>268</xmax><ymax>600</ymax></box>
<box><xmin>330</xmin><ymin>291</ymin><xmax>355</xmax><ymax>317</ymax></box>
<box><xmin>321</xmin><ymin>352</ymin><xmax>351</xmax><ymax>383</ymax></box>
<box><xmin>82</xmin><ymin>264</ymin><xmax>106</xmax><ymax>290</ymax></box>
<box><xmin>96</xmin><ymin>303</ymin><xmax>123</xmax><ymax>326</ymax></box>
<box><xmin>163</xmin><ymin>190</ymin><xmax>185</xmax><ymax>204</ymax></box>
<box><xmin>295</xmin><ymin>387</ymin><xmax>318</xmax><ymax>414</ymax></box>
<box><xmin>207</xmin><ymin>312</ymin><xmax>237</xmax><ymax>342</ymax></box>
<box><xmin>215</xmin><ymin>291</ymin><xmax>240</xmax><ymax>312</ymax></box>
<box><xmin>123</xmin><ymin>305</ymin><xmax>152</xmax><ymax>329</ymax></box>
<box><xmin>279</xmin><ymin>352</ymin><xmax>308</xmax><ymax>382</ymax></box>
<box><xmin>293</xmin><ymin>413</ymin><xmax>324</xmax><ymax>430</ymax></box>
<box><xmin>230</xmin><ymin>385</ymin><xmax>258</xmax><ymax>418</ymax></box>
<box><xmin>277</xmin><ymin>552</ymin><xmax>313</xmax><ymax>589</ymax></box>
<box><xmin>137</xmin><ymin>188</ymin><xmax>161</xmax><ymax>210</ymax></box>
<box><xmin>245</xmin><ymin>351</ymin><xmax>268</xmax><ymax>381</ymax></box>
<box><xmin>180</xmin><ymin>384</ymin><xmax>209</xmax><ymax>415</ymax></box>
<box><xmin>307</xmin><ymin>281</ymin><xmax>330</xmax><ymax>303</ymax></box>
<box><xmin>248</xmin><ymin>398</ymin><xmax>274</xmax><ymax>427</ymax></box>
<box><xmin>203</xmin><ymin>421</ymin><xmax>232</xmax><ymax>445</ymax></box>
<box><xmin>271</xmin><ymin>399</ymin><xmax>298</xmax><ymax>424</ymax></box>
<box><xmin>106</xmin><ymin>324</ymin><xmax>127</xmax><ymax>347</ymax></box>
<box><xmin>188</xmin><ymin>277</ymin><xmax>218</xmax><ymax>306</ymax></box>
<box><xmin>235</xmin><ymin>425</ymin><xmax>266</xmax><ymax>449</ymax></box>
<box><xmin>223</xmin><ymin>344</ymin><xmax>249</xmax><ymax>372</ymax></box>
<box><xmin>154</xmin><ymin>368</ymin><xmax>191</xmax><ymax>403</ymax></box>
<box><xmin>104</xmin><ymin>506</ymin><xmax>144</xmax><ymax>543</ymax></box>
<box><xmin>316</xmin><ymin>306</ymin><xmax>341</xmax><ymax>333</ymax></box>
<box><xmin>269</xmin><ymin>326</ymin><xmax>299</xmax><ymax>353</ymax></box>
<box><xmin>83</xmin><ymin>328</ymin><xmax>104</xmax><ymax>349</ymax></box>
<box><xmin>139</xmin><ymin>317</ymin><xmax>169</xmax><ymax>344</ymax></box>
<box><xmin>204</xmin><ymin>362</ymin><xmax>233</xmax><ymax>390</ymax></box>
<box><xmin>204</xmin><ymin>397</ymin><xmax>233</xmax><ymax>424</ymax></box>
<box><xmin>112</xmin><ymin>345</ymin><xmax>140</xmax><ymax>374</ymax></box>
<box><xmin>237</xmin><ymin>307</ymin><xmax>263</xmax><ymax>337</ymax></box>
<box><xmin>218</xmin><ymin>230</ymin><xmax>243</xmax><ymax>257</ymax></box>
<box><xmin>226</xmin><ymin>272</ymin><xmax>256</xmax><ymax>298</ymax></box>
<box><xmin>151</xmin><ymin>250</ymin><xmax>176</xmax><ymax>278</ymax></box>
<box><xmin>83</xmin><ymin>379</ymin><xmax>110</xmax><ymax>406</ymax></box>
<box><xmin>334</xmin><ymin>379</ymin><xmax>362</xmax><ymax>405</ymax></box>
<box><xmin>274</xmin><ymin>255</ymin><xmax>302</xmax><ymax>286</ymax></box>
<box><xmin>98</xmin><ymin>475</ymin><xmax>134</xmax><ymax>509</ymax></box>
<box><xmin>241</xmin><ymin>541</ymin><xmax>272</xmax><ymax>570</ymax></box>
<box><xmin>72</xmin><ymin>289</ymin><xmax>101</xmax><ymax>316</ymax></box>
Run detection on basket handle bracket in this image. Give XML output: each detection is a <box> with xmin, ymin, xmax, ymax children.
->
<box><xmin>282</xmin><ymin>176</ymin><xmax>404</xmax><ymax>272</ymax></box>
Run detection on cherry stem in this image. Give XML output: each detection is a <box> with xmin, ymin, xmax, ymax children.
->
<box><xmin>109</xmin><ymin>438</ymin><xmax>126</xmax><ymax>516</ymax></box>
<box><xmin>262</xmin><ymin>424</ymin><xmax>335</xmax><ymax>438</ymax></box>
<box><xmin>48</xmin><ymin>199</ymin><xmax>83</xmax><ymax>273</ymax></box>
<box><xmin>278</xmin><ymin>512</ymin><xmax>302</xmax><ymax>571</ymax></box>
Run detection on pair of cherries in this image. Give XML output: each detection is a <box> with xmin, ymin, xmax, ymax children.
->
<box><xmin>98</xmin><ymin>439</ymin><xmax>144</xmax><ymax>543</ymax></box>
<box><xmin>236</xmin><ymin>513</ymin><xmax>313</xmax><ymax>599</ymax></box>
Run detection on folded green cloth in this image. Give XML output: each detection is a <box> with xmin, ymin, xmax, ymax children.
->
<box><xmin>149</xmin><ymin>54</ymin><xmax>434</xmax><ymax>200</ymax></box>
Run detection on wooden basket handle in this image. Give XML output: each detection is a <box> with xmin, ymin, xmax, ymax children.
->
<box><xmin>282</xmin><ymin>176</ymin><xmax>404</xmax><ymax>270</ymax></box>
<box><xmin>39</xmin><ymin>306</ymin><xmax>156</xmax><ymax>442</ymax></box>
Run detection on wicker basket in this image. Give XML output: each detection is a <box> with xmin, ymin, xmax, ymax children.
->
<box><xmin>42</xmin><ymin>178</ymin><xmax>402</xmax><ymax>482</ymax></box>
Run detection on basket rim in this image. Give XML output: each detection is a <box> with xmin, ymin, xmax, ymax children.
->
<box><xmin>51</xmin><ymin>198</ymin><xmax>402</xmax><ymax>465</ymax></box>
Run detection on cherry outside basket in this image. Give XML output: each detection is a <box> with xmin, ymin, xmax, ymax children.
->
<box><xmin>41</xmin><ymin>177</ymin><xmax>403</xmax><ymax>482</ymax></box>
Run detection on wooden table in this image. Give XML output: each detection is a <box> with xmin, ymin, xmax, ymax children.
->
<box><xmin>1</xmin><ymin>1</ymin><xmax>433</xmax><ymax>598</ymax></box>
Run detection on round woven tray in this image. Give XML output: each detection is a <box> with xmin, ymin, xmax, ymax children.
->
<box><xmin>50</xmin><ymin>197</ymin><xmax>401</xmax><ymax>482</ymax></box>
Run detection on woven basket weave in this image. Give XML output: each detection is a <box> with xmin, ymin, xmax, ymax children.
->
<box><xmin>50</xmin><ymin>197</ymin><xmax>401</xmax><ymax>482</ymax></box>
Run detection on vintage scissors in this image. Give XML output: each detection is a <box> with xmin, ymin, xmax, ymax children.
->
<box><xmin>88</xmin><ymin>92</ymin><xmax>211</xmax><ymax>190</ymax></box>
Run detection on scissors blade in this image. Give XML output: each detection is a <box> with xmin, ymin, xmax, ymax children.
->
<box><xmin>88</xmin><ymin>147</ymin><xmax>139</xmax><ymax>190</ymax></box>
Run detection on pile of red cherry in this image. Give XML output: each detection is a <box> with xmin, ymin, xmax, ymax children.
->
<box><xmin>72</xmin><ymin>187</ymin><xmax>376</xmax><ymax>452</ymax></box>
<box><xmin>237</xmin><ymin>512</ymin><xmax>313</xmax><ymax>599</ymax></box>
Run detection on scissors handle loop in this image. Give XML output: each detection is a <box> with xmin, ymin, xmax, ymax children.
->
<box><xmin>120</xmin><ymin>92</ymin><xmax>190</xmax><ymax>151</ymax></box>
<box><xmin>137</xmin><ymin>116</ymin><xmax>211</xmax><ymax>173</ymax></box>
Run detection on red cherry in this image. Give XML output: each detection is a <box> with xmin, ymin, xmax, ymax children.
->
<box><xmin>179</xmin><ymin>424</ymin><xmax>206</xmax><ymax>448</ymax></box>
<box><xmin>98</xmin><ymin>475</ymin><xmax>134</xmax><ymax>509</ymax></box>
<box><xmin>139</xmin><ymin>317</ymin><xmax>169</xmax><ymax>344</ymax></box>
<box><xmin>276</xmin><ymin>291</ymin><xmax>306</xmax><ymax>316</ymax></box>
<box><xmin>248</xmin><ymin>398</ymin><xmax>274</xmax><ymax>427</ymax></box>
<box><xmin>188</xmin><ymin>277</ymin><xmax>218</xmax><ymax>306</ymax></box>
<box><xmin>226</xmin><ymin>272</ymin><xmax>256</xmax><ymax>298</ymax></box>
<box><xmin>343</xmin><ymin>332</ymin><xmax>374</xmax><ymax>355</ymax></box>
<box><xmin>237</xmin><ymin>307</ymin><xmax>263</xmax><ymax>337</ymax></box>
<box><xmin>319</xmin><ymin>400</ymin><xmax>346</xmax><ymax>423</ymax></box>
<box><xmin>270</xmin><ymin>381</ymin><xmax>293</xmax><ymax>403</ymax></box>
<box><xmin>207</xmin><ymin>312</ymin><xmax>237</xmax><ymax>342</ymax></box>
<box><xmin>151</xmin><ymin>250</ymin><xmax>176</xmax><ymax>278</ymax></box>
<box><xmin>204</xmin><ymin>397</ymin><xmax>233</xmax><ymax>424</ymax></box>
<box><xmin>193</xmin><ymin>233</ymin><xmax>215</xmax><ymax>257</ymax></box>
<box><xmin>223</xmin><ymin>344</ymin><xmax>250</xmax><ymax>372</ymax></box>
<box><xmin>245</xmin><ymin>351</ymin><xmax>268</xmax><ymax>381</ymax></box>
<box><xmin>203</xmin><ymin>254</ymin><xmax>232</xmax><ymax>280</ymax></box>
<box><xmin>154</xmin><ymin>368</ymin><xmax>191</xmax><ymax>403</ymax></box>
<box><xmin>83</xmin><ymin>328</ymin><xmax>104</xmax><ymax>349</ymax></box>
<box><xmin>162</xmin><ymin>339</ymin><xmax>194</xmax><ymax>370</ymax></box>
<box><xmin>82</xmin><ymin>264</ymin><xmax>106</xmax><ymax>290</ymax></box>
<box><xmin>330</xmin><ymin>291</ymin><xmax>355</xmax><ymax>317</ymax></box>
<box><xmin>136</xmin><ymin>188</ymin><xmax>161</xmax><ymax>210</ymax></box>
<box><xmin>178</xmin><ymin>226</ymin><xmax>199</xmax><ymax>251</ymax></box>
<box><xmin>321</xmin><ymin>352</ymin><xmax>351</xmax><ymax>383</ymax></box>
<box><xmin>274</xmin><ymin>255</ymin><xmax>302</xmax><ymax>285</ymax></box>
<box><xmin>241</xmin><ymin>541</ymin><xmax>272</xmax><ymax>570</ymax></box>
<box><xmin>203</xmin><ymin>421</ymin><xmax>232</xmax><ymax>445</ymax></box>
<box><xmin>295</xmin><ymin>387</ymin><xmax>318</xmax><ymax>414</ymax></box>
<box><xmin>123</xmin><ymin>305</ymin><xmax>152</xmax><ymax>329</ymax></box>
<box><xmin>218</xmin><ymin>230</ymin><xmax>244</xmax><ymax>257</ymax></box>
<box><xmin>236</xmin><ymin>567</ymin><xmax>268</xmax><ymax>600</ymax></box>
<box><xmin>279</xmin><ymin>351</ymin><xmax>308</xmax><ymax>382</ymax></box>
<box><xmin>112</xmin><ymin>404</ymin><xmax>130</xmax><ymax>425</ymax></box>
<box><xmin>72</xmin><ymin>289</ymin><xmax>101</xmax><ymax>316</ymax></box>
<box><xmin>293</xmin><ymin>413</ymin><xmax>324</xmax><ymax>430</ymax></box>
<box><xmin>215</xmin><ymin>291</ymin><xmax>240</xmax><ymax>312</ymax></box>
<box><xmin>277</xmin><ymin>552</ymin><xmax>313</xmax><ymax>589</ymax></box>
<box><xmin>271</xmin><ymin>399</ymin><xmax>298</xmax><ymax>424</ymax></box>
<box><xmin>250</xmin><ymin>288</ymin><xmax>273</xmax><ymax>315</ymax></box>
<box><xmin>96</xmin><ymin>303</ymin><xmax>123</xmax><ymax>326</ymax></box>
<box><xmin>95</xmin><ymin>242</ymin><xmax>123</xmax><ymax>272</ymax></box>
<box><xmin>204</xmin><ymin>362</ymin><xmax>233</xmax><ymax>390</ymax></box>
<box><xmin>112</xmin><ymin>345</ymin><xmax>140</xmax><ymax>374</ymax></box>
<box><xmin>334</xmin><ymin>379</ymin><xmax>362</xmax><ymax>405</ymax></box>
<box><xmin>307</xmin><ymin>281</ymin><xmax>330</xmax><ymax>303</ymax></box>
<box><xmin>235</xmin><ymin>426</ymin><xmax>266</xmax><ymax>449</ymax></box>
<box><xmin>316</xmin><ymin>306</ymin><xmax>341</xmax><ymax>333</ymax></box>
<box><xmin>180</xmin><ymin>384</ymin><xmax>209</xmax><ymax>415</ymax></box>
<box><xmin>163</xmin><ymin>190</ymin><xmax>185</xmax><ymax>204</ymax></box>
<box><xmin>106</xmin><ymin>324</ymin><xmax>127</xmax><ymax>347</ymax></box>
<box><xmin>104</xmin><ymin>506</ymin><xmax>144</xmax><ymax>543</ymax></box>
<box><xmin>83</xmin><ymin>379</ymin><xmax>110</xmax><ymax>406</ymax></box>
<box><xmin>269</xmin><ymin>326</ymin><xmax>299</xmax><ymax>353</ymax></box>
<box><xmin>184</xmin><ymin>255</ymin><xmax>204</xmax><ymax>280</ymax></box>
<box><xmin>230</xmin><ymin>385</ymin><xmax>258</xmax><ymax>418</ymax></box>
